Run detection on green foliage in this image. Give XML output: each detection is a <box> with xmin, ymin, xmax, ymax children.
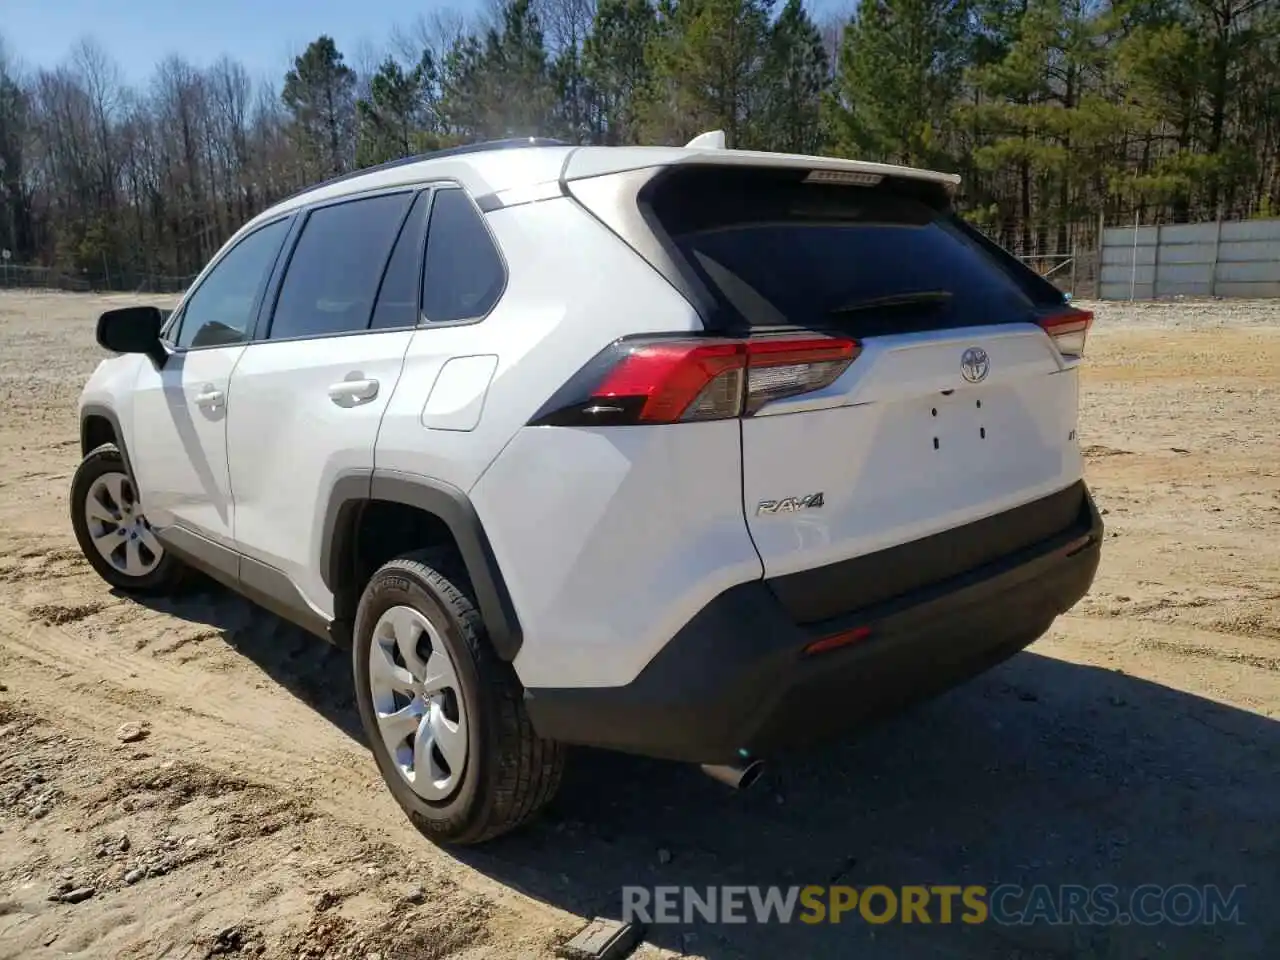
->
<box><xmin>356</xmin><ymin>54</ymin><xmax>440</xmax><ymax>167</ymax></box>
<box><xmin>584</xmin><ymin>0</ymin><xmax>657</xmax><ymax>144</ymax></box>
<box><xmin>283</xmin><ymin>35</ymin><xmax>357</xmax><ymax>177</ymax></box>
<box><xmin>4</xmin><ymin>0</ymin><xmax>1280</xmax><ymax>275</ymax></box>
<box><xmin>757</xmin><ymin>0</ymin><xmax>829</xmax><ymax>153</ymax></box>
<box><xmin>439</xmin><ymin>0</ymin><xmax>556</xmax><ymax>140</ymax></box>
<box><xmin>640</xmin><ymin>0</ymin><xmax>776</xmax><ymax>147</ymax></box>
<box><xmin>832</xmin><ymin>0</ymin><xmax>971</xmax><ymax>167</ymax></box>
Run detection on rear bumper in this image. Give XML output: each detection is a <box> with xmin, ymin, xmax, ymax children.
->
<box><xmin>524</xmin><ymin>483</ymin><xmax>1103</xmax><ymax>764</ymax></box>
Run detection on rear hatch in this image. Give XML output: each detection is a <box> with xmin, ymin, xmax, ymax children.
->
<box><xmin>565</xmin><ymin>159</ymin><xmax>1090</xmax><ymax>623</ymax></box>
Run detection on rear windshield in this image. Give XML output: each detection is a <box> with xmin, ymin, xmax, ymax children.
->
<box><xmin>645</xmin><ymin>166</ymin><xmax>1064</xmax><ymax>335</ymax></box>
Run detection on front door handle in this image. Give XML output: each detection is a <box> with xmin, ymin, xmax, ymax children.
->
<box><xmin>195</xmin><ymin>386</ymin><xmax>224</xmax><ymax>408</ymax></box>
<box><xmin>328</xmin><ymin>378</ymin><xmax>379</xmax><ymax>406</ymax></box>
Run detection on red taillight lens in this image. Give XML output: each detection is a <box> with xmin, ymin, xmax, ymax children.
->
<box><xmin>1038</xmin><ymin>307</ymin><xmax>1093</xmax><ymax>359</ymax></box>
<box><xmin>530</xmin><ymin>334</ymin><xmax>860</xmax><ymax>426</ymax></box>
<box><xmin>595</xmin><ymin>340</ymin><xmax>746</xmax><ymax>423</ymax></box>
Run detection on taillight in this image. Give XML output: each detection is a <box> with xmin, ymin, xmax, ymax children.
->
<box><xmin>1038</xmin><ymin>307</ymin><xmax>1093</xmax><ymax>359</ymax></box>
<box><xmin>744</xmin><ymin>337</ymin><xmax>859</xmax><ymax>414</ymax></box>
<box><xmin>593</xmin><ymin>340</ymin><xmax>745</xmax><ymax>423</ymax></box>
<box><xmin>530</xmin><ymin>334</ymin><xmax>860</xmax><ymax>427</ymax></box>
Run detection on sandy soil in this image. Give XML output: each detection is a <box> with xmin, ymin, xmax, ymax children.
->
<box><xmin>1</xmin><ymin>291</ymin><xmax>1277</xmax><ymax>960</ymax></box>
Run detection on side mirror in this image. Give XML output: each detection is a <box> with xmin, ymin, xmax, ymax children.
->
<box><xmin>96</xmin><ymin>306</ymin><xmax>167</xmax><ymax>367</ymax></box>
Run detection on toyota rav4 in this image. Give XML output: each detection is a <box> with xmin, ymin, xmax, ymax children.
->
<box><xmin>71</xmin><ymin>137</ymin><xmax>1102</xmax><ymax>845</ymax></box>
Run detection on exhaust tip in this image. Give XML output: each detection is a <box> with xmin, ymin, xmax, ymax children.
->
<box><xmin>700</xmin><ymin>760</ymin><xmax>764</xmax><ymax>791</ymax></box>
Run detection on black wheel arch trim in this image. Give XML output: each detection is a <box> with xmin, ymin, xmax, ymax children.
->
<box><xmin>79</xmin><ymin>404</ymin><xmax>136</xmax><ymax>480</ymax></box>
<box><xmin>320</xmin><ymin>469</ymin><xmax>523</xmax><ymax>661</ymax></box>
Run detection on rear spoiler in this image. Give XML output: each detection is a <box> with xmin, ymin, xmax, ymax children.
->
<box><xmin>561</xmin><ymin>142</ymin><xmax>961</xmax><ymax>196</ymax></box>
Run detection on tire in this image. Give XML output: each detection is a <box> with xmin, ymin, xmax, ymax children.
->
<box><xmin>70</xmin><ymin>443</ymin><xmax>185</xmax><ymax>595</ymax></box>
<box><xmin>353</xmin><ymin>550</ymin><xmax>565</xmax><ymax>845</ymax></box>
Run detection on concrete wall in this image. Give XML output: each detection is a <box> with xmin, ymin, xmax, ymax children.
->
<box><xmin>1098</xmin><ymin>218</ymin><xmax>1280</xmax><ymax>300</ymax></box>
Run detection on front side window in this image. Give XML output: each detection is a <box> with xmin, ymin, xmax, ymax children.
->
<box><xmin>174</xmin><ymin>218</ymin><xmax>290</xmax><ymax>349</ymax></box>
<box><xmin>269</xmin><ymin>191</ymin><xmax>414</xmax><ymax>340</ymax></box>
<box><xmin>421</xmin><ymin>188</ymin><xmax>505</xmax><ymax>323</ymax></box>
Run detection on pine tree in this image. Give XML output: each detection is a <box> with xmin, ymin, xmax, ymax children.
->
<box><xmin>833</xmin><ymin>0</ymin><xmax>971</xmax><ymax>166</ymax></box>
<box><xmin>356</xmin><ymin>53</ymin><xmax>439</xmax><ymax>167</ymax></box>
<box><xmin>583</xmin><ymin>0</ymin><xmax>657</xmax><ymax>144</ymax></box>
<box><xmin>439</xmin><ymin>0</ymin><xmax>556</xmax><ymax>139</ymax></box>
<box><xmin>758</xmin><ymin>0</ymin><xmax>829</xmax><ymax>154</ymax></box>
<box><xmin>642</xmin><ymin>0</ymin><xmax>775</xmax><ymax>147</ymax></box>
<box><xmin>282</xmin><ymin>36</ymin><xmax>357</xmax><ymax>177</ymax></box>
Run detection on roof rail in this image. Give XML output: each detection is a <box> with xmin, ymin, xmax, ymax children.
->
<box><xmin>283</xmin><ymin>137</ymin><xmax>570</xmax><ymax>203</ymax></box>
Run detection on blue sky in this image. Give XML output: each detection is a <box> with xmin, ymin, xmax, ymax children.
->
<box><xmin>3</xmin><ymin>0</ymin><xmax>471</xmax><ymax>85</ymax></box>
<box><xmin>4</xmin><ymin>0</ymin><xmax>851</xmax><ymax>87</ymax></box>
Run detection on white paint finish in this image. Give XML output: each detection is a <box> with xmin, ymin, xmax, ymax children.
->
<box><xmin>563</xmin><ymin>144</ymin><xmax>960</xmax><ymax>189</ymax></box>
<box><xmin>233</xmin><ymin>147</ymin><xmax>577</xmax><ymax>241</ymax></box>
<box><xmin>226</xmin><ymin>331</ymin><xmax>415</xmax><ymax>616</ymax></box>
<box><xmin>376</xmin><ymin>197</ymin><xmax>701</xmax><ymax>492</ymax></box>
<box><xmin>742</xmin><ymin>326</ymin><xmax>1082</xmax><ymax>579</ymax></box>
<box><xmin>127</xmin><ymin>345</ymin><xmax>246</xmax><ymax>545</ymax></box>
<box><xmin>80</xmin><ymin>143</ymin><xmax>1099</xmax><ymax>702</ymax></box>
<box><xmin>421</xmin><ymin>355</ymin><xmax>499</xmax><ymax>432</ymax></box>
<box><xmin>78</xmin><ymin>354</ymin><xmax>142</xmax><ymax>442</ymax></box>
<box><xmin>479</xmin><ymin>423</ymin><xmax>763</xmax><ymax>689</ymax></box>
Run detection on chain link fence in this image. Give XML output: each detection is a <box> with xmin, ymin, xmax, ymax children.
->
<box><xmin>0</xmin><ymin>261</ymin><xmax>193</xmax><ymax>295</ymax></box>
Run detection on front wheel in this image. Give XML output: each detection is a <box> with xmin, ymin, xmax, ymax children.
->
<box><xmin>69</xmin><ymin>444</ymin><xmax>184</xmax><ymax>595</ymax></box>
<box><xmin>352</xmin><ymin>551</ymin><xmax>565</xmax><ymax>845</ymax></box>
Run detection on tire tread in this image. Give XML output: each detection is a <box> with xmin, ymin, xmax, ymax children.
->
<box><xmin>362</xmin><ymin>549</ymin><xmax>564</xmax><ymax>844</ymax></box>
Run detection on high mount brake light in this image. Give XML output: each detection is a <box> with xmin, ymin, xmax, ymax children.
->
<box><xmin>1038</xmin><ymin>307</ymin><xmax>1093</xmax><ymax>359</ymax></box>
<box><xmin>530</xmin><ymin>335</ymin><xmax>861</xmax><ymax>427</ymax></box>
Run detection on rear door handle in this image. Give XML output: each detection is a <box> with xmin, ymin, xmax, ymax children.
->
<box><xmin>328</xmin><ymin>378</ymin><xmax>379</xmax><ymax>406</ymax></box>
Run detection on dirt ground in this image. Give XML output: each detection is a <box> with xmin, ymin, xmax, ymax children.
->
<box><xmin>0</xmin><ymin>291</ymin><xmax>1277</xmax><ymax>960</ymax></box>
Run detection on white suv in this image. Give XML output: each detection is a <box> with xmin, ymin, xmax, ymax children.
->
<box><xmin>70</xmin><ymin>137</ymin><xmax>1102</xmax><ymax>844</ymax></box>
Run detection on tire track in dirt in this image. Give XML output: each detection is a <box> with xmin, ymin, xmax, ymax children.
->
<box><xmin>0</xmin><ymin>605</ymin><xmax>594</xmax><ymax>958</ymax></box>
<box><xmin>4</xmin><ymin>292</ymin><xmax>1280</xmax><ymax>959</ymax></box>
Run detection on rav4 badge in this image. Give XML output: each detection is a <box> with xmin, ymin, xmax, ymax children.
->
<box><xmin>757</xmin><ymin>493</ymin><xmax>825</xmax><ymax>515</ymax></box>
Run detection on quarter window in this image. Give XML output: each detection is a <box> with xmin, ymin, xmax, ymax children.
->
<box><xmin>421</xmin><ymin>188</ymin><xmax>505</xmax><ymax>323</ymax></box>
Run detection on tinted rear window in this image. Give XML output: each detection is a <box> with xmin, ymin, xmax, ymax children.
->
<box><xmin>421</xmin><ymin>188</ymin><xmax>505</xmax><ymax>323</ymax></box>
<box><xmin>269</xmin><ymin>191</ymin><xmax>413</xmax><ymax>340</ymax></box>
<box><xmin>646</xmin><ymin>166</ymin><xmax>1062</xmax><ymax>335</ymax></box>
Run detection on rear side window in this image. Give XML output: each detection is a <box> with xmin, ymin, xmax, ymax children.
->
<box><xmin>269</xmin><ymin>192</ymin><xmax>414</xmax><ymax>340</ymax></box>
<box><xmin>421</xmin><ymin>188</ymin><xmax>505</xmax><ymax>323</ymax></box>
<box><xmin>646</xmin><ymin>166</ymin><xmax>1063</xmax><ymax>336</ymax></box>
<box><xmin>175</xmin><ymin>218</ymin><xmax>289</xmax><ymax>349</ymax></box>
<box><xmin>370</xmin><ymin>191</ymin><xmax>430</xmax><ymax>330</ymax></box>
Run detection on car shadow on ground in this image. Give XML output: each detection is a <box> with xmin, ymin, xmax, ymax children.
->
<box><xmin>118</xmin><ymin>576</ymin><xmax>366</xmax><ymax>743</ymax></box>
<box><xmin>126</xmin><ymin>582</ymin><xmax>1279</xmax><ymax>960</ymax></box>
<box><xmin>457</xmin><ymin>652</ymin><xmax>1278</xmax><ymax>960</ymax></box>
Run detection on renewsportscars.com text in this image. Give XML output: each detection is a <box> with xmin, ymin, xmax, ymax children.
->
<box><xmin>622</xmin><ymin>884</ymin><xmax>1245</xmax><ymax>926</ymax></box>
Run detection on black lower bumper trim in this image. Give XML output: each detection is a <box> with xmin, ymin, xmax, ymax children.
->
<box><xmin>524</xmin><ymin>485</ymin><xmax>1103</xmax><ymax>764</ymax></box>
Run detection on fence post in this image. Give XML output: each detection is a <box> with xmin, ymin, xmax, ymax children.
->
<box><xmin>1209</xmin><ymin>217</ymin><xmax>1223</xmax><ymax>297</ymax></box>
<box><xmin>1129</xmin><ymin>209</ymin><xmax>1140</xmax><ymax>301</ymax></box>
<box><xmin>1154</xmin><ymin>221</ymin><xmax>1163</xmax><ymax>299</ymax></box>
<box><xmin>1070</xmin><ymin>238</ymin><xmax>1078</xmax><ymax>298</ymax></box>
<box><xmin>1097</xmin><ymin>210</ymin><xmax>1106</xmax><ymax>298</ymax></box>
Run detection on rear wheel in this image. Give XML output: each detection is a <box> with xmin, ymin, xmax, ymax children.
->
<box><xmin>70</xmin><ymin>444</ymin><xmax>184</xmax><ymax>594</ymax></box>
<box><xmin>353</xmin><ymin>551</ymin><xmax>565</xmax><ymax>845</ymax></box>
